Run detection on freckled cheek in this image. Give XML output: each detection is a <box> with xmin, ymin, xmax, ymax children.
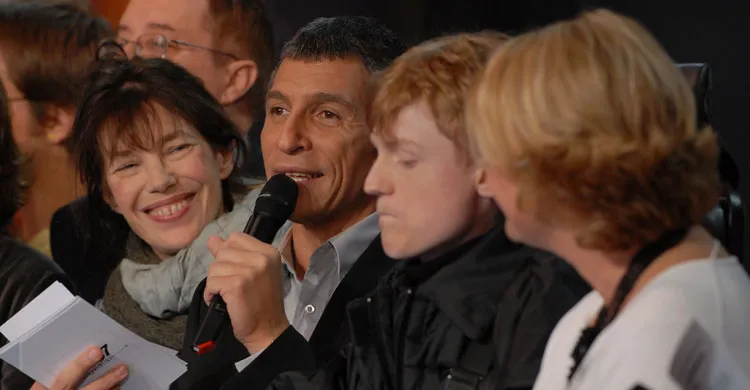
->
<box><xmin>177</xmin><ymin>159</ymin><xmax>212</xmax><ymax>183</ymax></box>
<box><xmin>175</xmin><ymin>153</ymin><xmax>224</xmax><ymax>211</ymax></box>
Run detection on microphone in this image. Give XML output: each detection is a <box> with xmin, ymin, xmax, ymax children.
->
<box><xmin>192</xmin><ymin>174</ymin><xmax>298</xmax><ymax>355</ymax></box>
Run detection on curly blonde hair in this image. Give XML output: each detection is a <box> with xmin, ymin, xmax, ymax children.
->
<box><xmin>467</xmin><ymin>9</ymin><xmax>719</xmax><ymax>251</ymax></box>
<box><xmin>369</xmin><ymin>31</ymin><xmax>509</xmax><ymax>164</ymax></box>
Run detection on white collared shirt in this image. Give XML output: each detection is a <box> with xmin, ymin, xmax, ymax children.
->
<box><xmin>279</xmin><ymin>212</ymin><xmax>380</xmax><ymax>340</ymax></box>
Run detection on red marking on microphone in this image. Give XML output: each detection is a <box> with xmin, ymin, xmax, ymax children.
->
<box><xmin>193</xmin><ymin>341</ymin><xmax>216</xmax><ymax>355</ymax></box>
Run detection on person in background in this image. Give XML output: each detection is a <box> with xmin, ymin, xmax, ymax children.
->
<box><xmin>0</xmin><ymin>0</ymin><xmax>111</xmax><ymax>257</ymax></box>
<box><xmin>117</xmin><ymin>0</ymin><xmax>273</xmax><ymax>179</ymax></box>
<box><xmin>467</xmin><ymin>9</ymin><xmax>750</xmax><ymax>389</ymax></box>
<box><xmin>0</xmin><ymin>76</ymin><xmax>77</xmax><ymax>389</ymax></box>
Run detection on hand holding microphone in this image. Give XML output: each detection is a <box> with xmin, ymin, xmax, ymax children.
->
<box><xmin>203</xmin><ymin>232</ymin><xmax>288</xmax><ymax>355</ymax></box>
<box><xmin>193</xmin><ymin>174</ymin><xmax>298</xmax><ymax>355</ymax></box>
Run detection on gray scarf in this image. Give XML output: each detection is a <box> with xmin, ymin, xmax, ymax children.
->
<box><xmin>118</xmin><ymin>188</ymin><xmax>290</xmax><ymax>318</ymax></box>
<box><xmin>103</xmin><ymin>234</ymin><xmax>187</xmax><ymax>349</ymax></box>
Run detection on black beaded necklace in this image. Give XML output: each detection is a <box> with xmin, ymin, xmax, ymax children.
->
<box><xmin>568</xmin><ymin>228</ymin><xmax>689</xmax><ymax>382</ymax></box>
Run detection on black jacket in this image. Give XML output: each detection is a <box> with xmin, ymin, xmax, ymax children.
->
<box><xmin>170</xmin><ymin>236</ymin><xmax>395</xmax><ymax>390</ymax></box>
<box><xmin>0</xmin><ymin>234</ymin><xmax>76</xmax><ymax>390</ymax></box>
<box><xmin>256</xmin><ymin>226</ymin><xmax>587</xmax><ymax>389</ymax></box>
<box><xmin>50</xmin><ymin>196</ymin><xmax>127</xmax><ymax>304</ymax></box>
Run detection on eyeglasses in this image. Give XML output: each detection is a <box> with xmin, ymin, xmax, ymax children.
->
<box><xmin>115</xmin><ymin>33</ymin><xmax>238</xmax><ymax>60</ymax></box>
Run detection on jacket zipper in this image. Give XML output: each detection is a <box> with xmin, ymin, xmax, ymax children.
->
<box><xmin>369</xmin><ymin>295</ymin><xmax>396</xmax><ymax>390</ymax></box>
<box><xmin>395</xmin><ymin>288</ymin><xmax>415</xmax><ymax>390</ymax></box>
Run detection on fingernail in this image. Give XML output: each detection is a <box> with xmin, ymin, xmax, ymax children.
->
<box><xmin>116</xmin><ymin>365</ymin><xmax>128</xmax><ymax>378</ymax></box>
<box><xmin>88</xmin><ymin>348</ymin><xmax>102</xmax><ymax>362</ymax></box>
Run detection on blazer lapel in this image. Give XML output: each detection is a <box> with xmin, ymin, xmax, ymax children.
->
<box><xmin>307</xmin><ymin>235</ymin><xmax>394</xmax><ymax>365</ymax></box>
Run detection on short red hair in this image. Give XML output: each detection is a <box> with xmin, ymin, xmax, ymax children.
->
<box><xmin>368</xmin><ymin>32</ymin><xmax>509</xmax><ymax>164</ymax></box>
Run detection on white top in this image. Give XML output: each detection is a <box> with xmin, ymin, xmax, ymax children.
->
<box><xmin>533</xmin><ymin>244</ymin><xmax>750</xmax><ymax>390</ymax></box>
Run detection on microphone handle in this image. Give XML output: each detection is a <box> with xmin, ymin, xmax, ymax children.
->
<box><xmin>242</xmin><ymin>211</ymin><xmax>283</xmax><ymax>244</ymax></box>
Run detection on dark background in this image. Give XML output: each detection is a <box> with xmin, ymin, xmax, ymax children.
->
<box><xmin>267</xmin><ymin>0</ymin><xmax>750</xmax><ymax>261</ymax></box>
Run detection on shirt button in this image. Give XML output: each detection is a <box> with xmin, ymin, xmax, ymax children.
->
<box><xmin>304</xmin><ymin>304</ymin><xmax>315</xmax><ymax>314</ymax></box>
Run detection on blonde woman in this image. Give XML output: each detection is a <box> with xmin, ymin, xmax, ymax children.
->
<box><xmin>467</xmin><ymin>9</ymin><xmax>750</xmax><ymax>390</ymax></box>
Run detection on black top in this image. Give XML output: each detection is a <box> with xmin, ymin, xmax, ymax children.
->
<box><xmin>50</xmin><ymin>197</ymin><xmax>125</xmax><ymax>304</ymax></box>
<box><xmin>402</xmin><ymin>235</ymin><xmax>483</xmax><ymax>285</ymax></box>
<box><xmin>225</xmin><ymin>225</ymin><xmax>588</xmax><ymax>389</ymax></box>
<box><xmin>0</xmin><ymin>234</ymin><xmax>75</xmax><ymax>390</ymax></box>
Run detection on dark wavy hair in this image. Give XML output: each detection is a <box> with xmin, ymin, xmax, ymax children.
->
<box><xmin>70</xmin><ymin>55</ymin><xmax>248</xmax><ymax>245</ymax></box>
<box><xmin>0</xmin><ymin>78</ymin><xmax>25</xmax><ymax>230</ymax></box>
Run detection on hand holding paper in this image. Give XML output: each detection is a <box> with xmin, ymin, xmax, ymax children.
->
<box><xmin>30</xmin><ymin>347</ymin><xmax>128</xmax><ymax>390</ymax></box>
<box><xmin>0</xmin><ymin>282</ymin><xmax>186</xmax><ymax>390</ymax></box>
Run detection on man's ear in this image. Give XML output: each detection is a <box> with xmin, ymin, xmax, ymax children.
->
<box><xmin>217</xmin><ymin>148</ymin><xmax>235</xmax><ymax>180</ymax></box>
<box><xmin>40</xmin><ymin>104</ymin><xmax>75</xmax><ymax>145</ymax></box>
<box><xmin>219</xmin><ymin>59</ymin><xmax>258</xmax><ymax>106</ymax></box>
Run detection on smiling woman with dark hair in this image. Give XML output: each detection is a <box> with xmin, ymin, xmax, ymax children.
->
<box><xmin>0</xmin><ymin>78</ymin><xmax>76</xmax><ymax>390</ymax></box>
<box><xmin>63</xmin><ymin>55</ymin><xmax>262</xmax><ymax>349</ymax></box>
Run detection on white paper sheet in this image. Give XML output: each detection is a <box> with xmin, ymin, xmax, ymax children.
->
<box><xmin>0</xmin><ymin>282</ymin><xmax>187</xmax><ymax>389</ymax></box>
<box><xmin>0</xmin><ymin>282</ymin><xmax>74</xmax><ymax>342</ymax></box>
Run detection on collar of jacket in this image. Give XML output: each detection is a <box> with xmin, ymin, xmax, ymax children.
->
<box><xmin>410</xmin><ymin>225</ymin><xmax>539</xmax><ymax>340</ymax></box>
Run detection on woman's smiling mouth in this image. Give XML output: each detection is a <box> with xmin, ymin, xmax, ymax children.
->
<box><xmin>143</xmin><ymin>193</ymin><xmax>195</xmax><ymax>222</ymax></box>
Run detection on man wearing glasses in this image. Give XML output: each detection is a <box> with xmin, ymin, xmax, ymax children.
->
<box><xmin>117</xmin><ymin>0</ymin><xmax>274</xmax><ymax>179</ymax></box>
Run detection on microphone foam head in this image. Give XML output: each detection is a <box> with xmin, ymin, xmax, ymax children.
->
<box><xmin>254</xmin><ymin>174</ymin><xmax>298</xmax><ymax>220</ymax></box>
